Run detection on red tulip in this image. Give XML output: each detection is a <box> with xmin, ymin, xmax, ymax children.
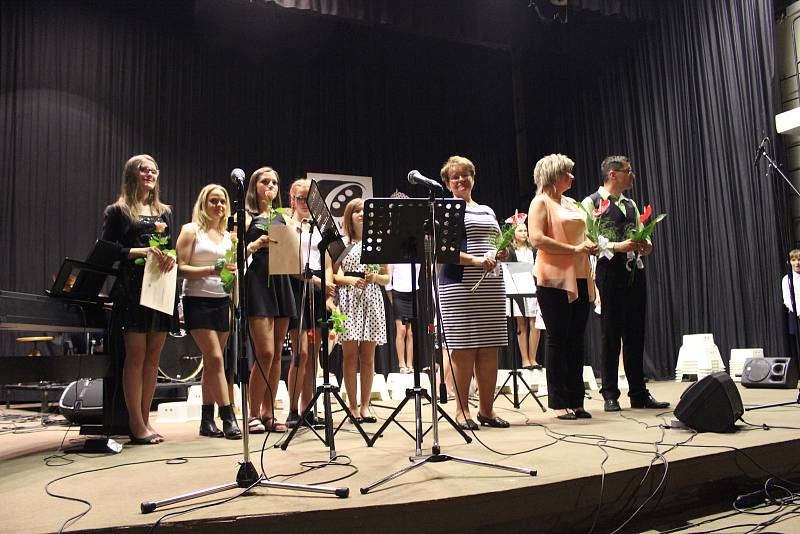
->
<box><xmin>593</xmin><ymin>199</ymin><xmax>611</xmax><ymax>218</ymax></box>
<box><xmin>640</xmin><ymin>205</ymin><xmax>652</xmax><ymax>224</ymax></box>
<box><xmin>505</xmin><ymin>212</ymin><xmax>527</xmax><ymax>225</ymax></box>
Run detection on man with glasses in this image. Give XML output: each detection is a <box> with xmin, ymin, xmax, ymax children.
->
<box><xmin>582</xmin><ymin>155</ymin><xmax>669</xmax><ymax>412</ymax></box>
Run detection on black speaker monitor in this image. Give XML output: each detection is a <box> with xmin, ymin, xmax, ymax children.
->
<box><xmin>741</xmin><ymin>357</ymin><xmax>798</xmax><ymax>389</ymax></box>
<box><xmin>58</xmin><ymin>379</ymin><xmax>103</xmax><ymax>425</ymax></box>
<box><xmin>674</xmin><ymin>372</ymin><xmax>743</xmax><ymax>433</ymax></box>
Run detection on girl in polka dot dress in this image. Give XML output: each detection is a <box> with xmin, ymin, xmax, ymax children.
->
<box><xmin>331</xmin><ymin>197</ymin><xmax>389</xmax><ymax>422</ymax></box>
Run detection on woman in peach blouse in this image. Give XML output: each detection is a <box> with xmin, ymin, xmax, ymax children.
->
<box><xmin>528</xmin><ymin>154</ymin><xmax>597</xmax><ymax>420</ymax></box>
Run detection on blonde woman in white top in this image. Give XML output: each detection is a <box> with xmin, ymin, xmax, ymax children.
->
<box><xmin>176</xmin><ymin>184</ymin><xmax>241</xmax><ymax>439</ymax></box>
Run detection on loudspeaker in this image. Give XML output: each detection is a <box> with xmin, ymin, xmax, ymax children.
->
<box><xmin>741</xmin><ymin>357</ymin><xmax>799</xmax><ymax>389</ymax></box>
<box><xmin>674</xmin><ymin>372</ymin><xmax>743</xmax><ymax>433</ymax></box>
<box><xmin>58</xmin><ymin>378</ymin><xmax>103</xmax><ymax>424</ymax></box>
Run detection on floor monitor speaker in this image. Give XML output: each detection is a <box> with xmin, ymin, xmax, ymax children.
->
<box><xmin>674</xmin><ymin>372</ymin><xmax>743</xmax><ymax>433</ymax></box>
<box><xmin>741</xmin><ymin>357</ymin><xmax>798</xmax><ymax>389</ymax></box>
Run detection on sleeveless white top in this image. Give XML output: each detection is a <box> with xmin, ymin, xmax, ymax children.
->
<box><xmin>183</xmin><ymin>228</ymin><xmax>233</xmax><ymax>298</ymax></box>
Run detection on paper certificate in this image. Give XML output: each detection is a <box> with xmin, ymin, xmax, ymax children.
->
<box><xmin>140</xmin><ymin>253</ymin><xmax>177</xmax><ymax>315</ymax></box>
<box><xmin>268</xmin><ymin>224</ymin><xmax>301</xmax><ymax>275</ymax></box>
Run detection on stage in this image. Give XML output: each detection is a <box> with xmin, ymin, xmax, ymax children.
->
<box><xmin>1</xmin><ymin>381</ymin><xmax>799</xmax><ymax>534</ymax></box>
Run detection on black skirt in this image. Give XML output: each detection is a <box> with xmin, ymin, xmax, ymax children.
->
<box><xmin>391</xmin><ymin>290</ymin><xmax>417</xmax><ymax>324</ymax></box>
<box><xmin>184</xmin><ymin>296</ymin><xmax>231</xmax><ymax>332</ymax></box>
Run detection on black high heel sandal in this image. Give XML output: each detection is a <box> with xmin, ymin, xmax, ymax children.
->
<box><xmin>477</xmin><ymin>413</ymin><xmax>510</xmax><ymax>428</ymax></box>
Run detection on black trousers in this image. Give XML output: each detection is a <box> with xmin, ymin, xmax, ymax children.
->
<box><xmin>595</xmin><ymin>258</ymin><xmax>648</xmax><ymax>401</ymax></box>
<box><xmin>536</xmin><ymin>280</ymin><xmax>590</xmax><ymax>410</ymax></box>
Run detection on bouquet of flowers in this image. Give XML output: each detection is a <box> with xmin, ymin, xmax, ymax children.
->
<box><xmin>575</xmin><ymin>199</ymin><xmax>615</xmax><ymax>259</ymax></box>
<box><xmin>470</xmin><ymin>212</ymin><xmax>527</xmax><ymax>293</ymax></box>
<box><xmin>135</xmin><ymin>220</ymin><xmax>175</xmax><ymax>266</ymax></box>
<box><xmin>624</xmin><ymin>204</ymin><xmax>666</xmax><ymax>285</ymax></box>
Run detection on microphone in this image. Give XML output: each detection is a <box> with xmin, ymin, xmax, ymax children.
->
<box><xmin>752</xmin><ymin>138</ymin><xmax>767</xmax><ymax>167</ymax></box>
<box><xmin>407</xmin><ymin>170</ymin><xmax>443</xmax><ymax>191</ymax></box>
<box><xmin>230</xmin><ymin>168</ymin><xmax>245</xmax><ymax>184</ymax></box>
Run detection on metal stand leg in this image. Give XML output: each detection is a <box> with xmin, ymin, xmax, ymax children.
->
<box><xmin>495</xmin><ymin>298</ymin><xmax>546</xmax><ymax>412</ymax></box>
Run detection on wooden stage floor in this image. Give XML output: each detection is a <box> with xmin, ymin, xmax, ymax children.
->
<box><xmin>1</xmin><ymin>381</ymin><xmax>799</xmax><ymax>533</ymax></box>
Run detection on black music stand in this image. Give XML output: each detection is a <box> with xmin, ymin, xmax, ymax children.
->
<box><xmin>495</xmin><ymin>262</ymin><xmax>546</xmax><ymax>411</ymax></box>
<box><xmin>141</xmin><ymin>175</ymin><xmax>347</xmax><ymax>515</ymax></box>
<box><xmin>360</xmin><ymin>194</ymin><xmax>535</xmax><ymax>495</ymax></box>
<box><xmin>47</xmin><ymin>255</ymin><xmax>124</xmax><ymax>453</ymax></box>
<box><xmin>279</xmin><ymin>180</ymin><xmax>371</xmax><ymax>459</ymax></box>
<box><xmin>360</xmin><ymin>197</ymin><xmax>470</xmax><ymax>450</ymax></box>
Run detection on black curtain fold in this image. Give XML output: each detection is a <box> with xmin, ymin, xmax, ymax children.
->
<box><xmin>523</xmin><ymin>0</ymin><xmax>784</xmax><ymax>377</ymax></box>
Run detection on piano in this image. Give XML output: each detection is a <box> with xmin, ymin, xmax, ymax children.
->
<box><xmin>0</xmin><ymin>290</ymin><xmax>111</xmax><ymax>383</ymax></box>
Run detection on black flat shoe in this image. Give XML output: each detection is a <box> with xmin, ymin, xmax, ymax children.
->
<box><xmin>630</xmin><ymin>395</ymin><xmax>670</xmax><ymax>409</ymax></box>
<box><xmin>458</xmin><ymin>418</ymin><xmax>479</xmax><ymax>431</ymax></box>
<box><xmin>604</xmin><ymin>399</ymin><xmax>622</xmax><ymax>412</ymax></box>
<box><xmin>573</xmin><ymin>408</ymin><xmax>592</xmax><ymax>419</ymax></box>
<box><xmin>556</xmin><ymin>412</ymin><xmax>577</xmax><ymax>420</ymax></box>
<box><xmin>477</xmin><ymin>413</ymin><xmax>510</xmax><ymax>428</ymax></box>
<box><xmin>360</xmin><ymin>415</ymin><xmax>377</xmax><ymax>423</ymax></box>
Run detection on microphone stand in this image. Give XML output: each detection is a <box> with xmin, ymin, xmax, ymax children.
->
<box><xmin>745</xmin><ymin>145</ymin><xmax>800</xmax><ymax>410</ymax></box>
<box><xmin>141</xmin><ymin>176</ymin><xmax>347</xmax><ymax>514</ymax></box>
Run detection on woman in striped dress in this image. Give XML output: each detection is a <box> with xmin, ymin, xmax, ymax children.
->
<box><xmin>438</xmin><ymin>155</ymin><xmax>509</xmax><ymax>430</ymax></box>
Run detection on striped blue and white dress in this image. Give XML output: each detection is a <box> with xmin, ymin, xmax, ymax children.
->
<box><xmin>439</xmin><ymin>204</ymin><xmax>508</xmax><ymax>350</ymax></box>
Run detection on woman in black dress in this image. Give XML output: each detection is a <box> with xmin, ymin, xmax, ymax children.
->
<box><xmin>101</xmin><ymin>154</ymin><xmax>176</xmax><ymax>445</ymax></box>
<box><xmin>244</xmin><ymin>167</ymin><xmax>296</xmax><ymax>433</ymax></box>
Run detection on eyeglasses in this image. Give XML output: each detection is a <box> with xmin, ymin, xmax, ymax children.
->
<box><xmin>615</xmin><ymin>168</ymin><xmax>634</xmax><ymax>174</ymax></box>
<box><xmin>138</xmin><ymin>165</ymin><xmax>159</xmax><ymax>176</ymax></box>
<box><xmin>448</xmin><ymin>174</ymin><xmax>472</xmax><ymax>182</ymax></box>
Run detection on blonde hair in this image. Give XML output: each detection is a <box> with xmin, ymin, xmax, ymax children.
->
<box><xmin>245</xmin><ymin>167</ymin><xmax>282</xmax><ymax>213</ymax></box>
<box><xmin>439</xmin><ymin>155</ymin><xmax>476</xmax><ymax>184</ymax></box>
<box><xmin>289</xmin><ymin>178</ymin><xmax>311</xmax><ymax>217</ymax></box>
<box><xmin>114</xmin><ymin>154</ymin><xmax>170</xmax><ymax>223</ymax></box>
<box><xmin>342</xmin><ymin>197</ymin><xmax>364</xmax><ymax>240</ymax></box>
<box><xmin>790</xmin><ymin>249</ymin><xmax>800</xmax><ymax>261</ymax></box>
<box><xmin>192</xmin><ymin>184</ymin><xmax>230</xmax><ymax>232</ymax></box>
<box><xmin>533</xmin><ymin>154</ymin><xmax>574</xmax><ymax>193</ymax></box>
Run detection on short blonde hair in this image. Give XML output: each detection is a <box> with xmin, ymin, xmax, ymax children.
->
<box><xmin>192</xmin><ymin>184</ymin><xmax>230</xmax><ymax>232</ymax></box>
<box><xmin>790</xmin><ymin>249</ymin><xmax>800</xmax><ymax>261</ymax></box>
<box><xmin>533</xmin><ymin>154</ymin><xmax>574</xmax><ymax>193</ymax></box>
<box><xmin>342</xmin><ymin>197</ymin><xmax>364</xmax><ymax>240</ymax></box>
<box><xmin>439</xmin><ymin>155</ymin><xmax>476</xmax><ymax>184</ymax></box>
<box><xmin>245</xmin><ymin>167</ymin><xmax>282</xmax><ymax>213</ymax></box>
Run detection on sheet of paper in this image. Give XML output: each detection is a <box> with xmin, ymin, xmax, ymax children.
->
<box><xmin>268</xmin><ymin>224</ymin><xmax>302</xmax><ymax>275</ymax></box>
<box><xmin>140</xmin><ymin>253</ymin><xmax>177</xmax><ymax>315</ymax></box>
<box><xmin>502</xmin><ymin>262</ymin><xmax>536</xmax><ymax>296</ymax></box>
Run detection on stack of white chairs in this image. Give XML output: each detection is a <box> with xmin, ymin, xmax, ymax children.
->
<box><xmin>674</xmin><ymin>333</ymin><xmax>725</xmax><ymax>382</ymax></box>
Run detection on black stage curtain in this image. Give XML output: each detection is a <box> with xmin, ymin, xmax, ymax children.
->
<box><xmin>0</xmin><ymin>0</ymin><xmax>786</xmax><ymax>381</ymax></box>
<box><xmin>522</xmin><ymin>0</ymin><xmax>786</xmax><ymax>378</ymax></box>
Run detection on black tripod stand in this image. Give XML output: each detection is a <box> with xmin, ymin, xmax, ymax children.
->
<box><xmin>745</xmin><ymin>140</ymin><xmax>800</xmax><ymax>411</ymax></box>
<box><xmin>279</xmin><ymin>180</ymin><xmax>371</xmax><ymax>459</ymax></box>
<box><xmin>360</xmin><ymin>186</ymin><xmax>536</xmax><ymax>494</ymax></box>
<box><xmin>495</xmin><ymin>280</ymin><xmax>545</xmax><ymax>411</ymax></box>
<box><xmin>360</xmin><ymin>198</ymin><xmax>471</xmax><ymax>451</ymax></box>
<box><xmin>140</xmin><ymin>170</ymin><xmax>347</xmax><ymax>514</ymax></box>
